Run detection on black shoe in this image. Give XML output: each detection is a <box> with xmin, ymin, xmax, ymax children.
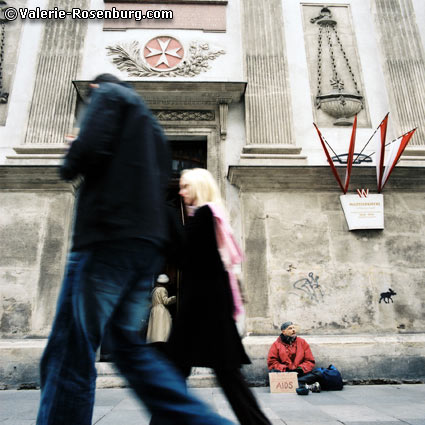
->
<box><xmin>296</xmin><ymin>387</ymin><xmax>310</xmax><ymax>395</ymax></box>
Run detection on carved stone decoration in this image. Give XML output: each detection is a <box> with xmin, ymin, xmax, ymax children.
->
<box><xmin>310</xmin><ymin>6</ymin><xmax>363</xmax><ymax>126</ymax></box>
<box><xmin>153</xmin><ymin>110</ymin><xmax>215</xmax><ymax>121</ymax></box>
<box><xmin>22</xmin><ymin>0</ymin><xmax>88</xmax><ymax>145</ymax></box>
<box><xmin>318</xmin><ymin>93</ymin><xmax>363</xmax><ymax>126</ymax></box>
<box><xmin>0</xmin><ymin>1</ymin><xmax>9</xmax><ymax>104</ymax></box>
<box><xmin>107</xmin><ymin>40</ymin><xmax>225</xmax><ymax>78</ymax></box>
<box><xmin>219</xmin><ymin>103</ymin><xmax>228</xmax><ymax>140</ymax></box>
<box><xmin>144</xmin><ymin>36</ymin><xmax>184</xmax><ymax>71</ymax></box>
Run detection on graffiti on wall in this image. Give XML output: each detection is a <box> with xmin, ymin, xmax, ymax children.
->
<box><xmin>379</xmin><ymin>288</ymin><xmax>397</xmax><ymax>304</ymax></box>
<box><xmin>292</xmin><ymin>272</ymin><xmax>324</xmax><ymax>303</ymax></box>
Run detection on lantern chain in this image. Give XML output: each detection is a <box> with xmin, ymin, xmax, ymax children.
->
<box><xmin>326</xmin><ymin>25</ymin><xmax>344</xmax><ymax>92</ymax></box>
<box><xmin>317</xmin><ymin>25</ymin><xmax>323</xmax><ymax>97</ymax></box>
<box><xmin>333</xmin><ymin>26</ymin><xmax>361</xmax><ymax>95</ymax></box>
<box><xmin>0</xmin><ymin>2</ymin><xmax>9</xmax><ymax>104</ymax></box>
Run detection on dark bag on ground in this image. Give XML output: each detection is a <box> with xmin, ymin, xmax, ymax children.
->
<box><xmin>298</xmin><ymin>365</ymin><xmax>343</xmax><ymax>390</ymax></box>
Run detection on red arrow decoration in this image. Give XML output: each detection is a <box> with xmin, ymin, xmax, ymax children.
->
<box><xmin>313</xmin><ymin>122</ymin><xmax>344</xmax><ymax>192</ymax></box>
<box><xmin>374</xmin><ymin>114</ymin><xmax>389</xmax><ymax>192</ymax></box>
<box><xmin>343</xmin><ymin>115</ymin><xmax>357</xmax><ymax>193</ymax></box>
<box><xmin>314</xmin><ymin>116</ymin><xmax>358</xmax><ymax>194</ymax></box>
<box><xmin>380</xmin><ymin>128</ymin><xmax>416</xmax><ymax>190</ymax></box>
<box><xmin>315</xmin><ymin>113</ymin><xmax>417</xmax><ymax>194</ymax></box>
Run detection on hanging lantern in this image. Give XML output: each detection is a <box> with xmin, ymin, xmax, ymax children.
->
<box><xmin>0</xmin><ymin>0</ymin><xmax>9</xmax><ymax>104</ymax></box>
<box><xmin>311</xmin><ymin>6</ymin><xmax>363</xmax><ymax>126</ymax></box>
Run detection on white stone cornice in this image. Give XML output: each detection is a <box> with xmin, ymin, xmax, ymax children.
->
<box><xmin>73</xmin><ymin>81</ymin><xmax>246</xmax><ymax>108</ymax></box>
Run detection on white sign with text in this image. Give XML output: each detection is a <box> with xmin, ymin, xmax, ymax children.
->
<box><xmin>340</xmin><ymin>193</ymin><xmax>384</xmax><ymax>230</ymax></box>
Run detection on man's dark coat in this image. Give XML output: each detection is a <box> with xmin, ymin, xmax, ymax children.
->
<box><xmin>61</xmin><ymin>82</ymin><xmax>170</xmax><ymax>250</ymax></box>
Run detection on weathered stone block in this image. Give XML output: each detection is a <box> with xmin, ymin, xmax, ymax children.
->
<box><xmin>235</xmin><ymin>168</ymin><xmax>425</xmax><ymax>337</ymax></box>
<box><xmin>0</xmin><ymin>167</ymin><xmax>75</xmax><ymax>338</ymax></box>
<box><xmin>0</xmin><ymin>194</ymin><xmax>46</xmax><ymax>268</ymax></box>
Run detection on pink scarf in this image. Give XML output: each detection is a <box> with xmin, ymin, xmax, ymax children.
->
<box><xmin>206</xmin><ymin>203</ymin><xmax>245</xmax><ymax>321</ymax></box>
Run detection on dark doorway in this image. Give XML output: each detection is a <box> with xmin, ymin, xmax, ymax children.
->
<box><xmin>169</xmin><ymin>138</ymin><xmax>208</xmax><ymax>188</ymax></box>
<box><xmin>165</xmin><ymin>137</ymin><xmax>208</xmax><ymax>239</ymax></box>
<box><xmin>163</xmin><ymin>138</ymin><xmax>207</xmax><ymax>316</ymax></box>
<box><xmin>99</xmin><ymin>138</ymin><xmax>207</xmax><ymax>361</ymax></box>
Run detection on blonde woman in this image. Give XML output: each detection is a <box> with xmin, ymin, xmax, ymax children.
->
<box><xmin>166</xmin><ymin>168</ymin><xmax>271</xmax><ymax>425</ymax></box>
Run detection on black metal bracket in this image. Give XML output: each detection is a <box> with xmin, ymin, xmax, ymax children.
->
<box><xmin>331</xmin><ymin>153</ymin><xmax>372</xmax><ymax>164</ymax></box>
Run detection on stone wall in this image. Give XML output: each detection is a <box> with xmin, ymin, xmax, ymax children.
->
<box><xmin>230</xmin><ymin>166</ymin><xmax>425</xmax><ymax>336</ymax></box>
<box><xmin>228</xmin><ymin>165</ymin><xmax>425</xmax><ymax>383</ymax></box>
<box><xmin>0</xmin><ymin>166</ymin><xmax>75</xmax><ymax>339</ymax></box>
<box><xmin>1</xmin><ymin>165</ymin><xmax>425</xmax><ymax>388</ymax></box>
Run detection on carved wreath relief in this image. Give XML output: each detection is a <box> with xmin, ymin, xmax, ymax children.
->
<box><xmin>107</xmin><ymin>36</ymin><xmax>225</xmax><ymax>78</ymax></box>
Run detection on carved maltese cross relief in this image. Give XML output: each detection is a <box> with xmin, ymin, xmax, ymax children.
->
<box><xmin>144</xmin><ymin>37</ymin><xmax>184</xmax><ymax>71</ymax></box>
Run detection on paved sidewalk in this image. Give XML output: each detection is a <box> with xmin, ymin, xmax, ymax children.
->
<box><xmin>1</xmin><ymin>384</ymin><xmax>425</xmax><ymax>424</ymax></box>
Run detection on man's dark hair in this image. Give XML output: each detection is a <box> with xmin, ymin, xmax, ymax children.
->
<box><xmin>85</xmin><ymin>74</ymin><xmax>125</xmax><ymax>101</ymax></box>
<box><xmin>92</xmin><ymin>73</ymin><xmax>122</xmax><ymax>85</ymax></box>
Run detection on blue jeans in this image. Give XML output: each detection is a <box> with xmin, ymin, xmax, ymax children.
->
<box><xmin>37</xmin><ymin>239</ymin><xmax>234</xmax><ymax>425</ymax></box>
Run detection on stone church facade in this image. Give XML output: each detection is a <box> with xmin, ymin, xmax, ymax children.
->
<box><xmin>1</xmin><ymin>0</ymin><xmax>425</xmax><ymax>388</ymax></box>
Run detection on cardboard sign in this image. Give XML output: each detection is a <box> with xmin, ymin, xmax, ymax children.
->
<box><xmin>269</xmin><ymin>372</ymin><xmax>298</xmax><ymax>393</ymax></box>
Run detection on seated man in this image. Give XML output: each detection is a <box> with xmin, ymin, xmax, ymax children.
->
<box><xmin>267</xmin><ymin>321</ymin><xmax>315</xmax><ymax>377</ymax></box>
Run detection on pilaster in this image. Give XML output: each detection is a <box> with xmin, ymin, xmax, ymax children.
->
<box><xmin>240</xmin><ymin>0</ymin><xmax>306</xmax><ymax>164</ymax></box>
<box><xmin>6</xmin><ymin>0</ymin><xmax>88</xmax><ymax>164</ymax></box>
<box><xmin>372</xmin><ymin>0</ymin><xmax>425</xmax><ymax>163</ymax></box>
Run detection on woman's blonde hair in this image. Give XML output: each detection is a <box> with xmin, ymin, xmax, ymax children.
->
<box><xmin>180</xmin><ymin>168</ymin><xmax>224</xmax><ymax>208</ymax></box>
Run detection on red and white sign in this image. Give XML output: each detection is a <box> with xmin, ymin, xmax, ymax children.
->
<box><xmin>144</xmin><ymin>36</ymin><xmax>184</xmax><ymax>71</ymax></box>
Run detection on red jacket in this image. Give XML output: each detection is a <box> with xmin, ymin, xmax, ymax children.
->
<box><xmin>267</xmin><ymin>336</ymin><xmax>315</xmax><ymax>373</ymax></box>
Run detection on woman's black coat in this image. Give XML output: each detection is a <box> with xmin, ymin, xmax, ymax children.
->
<box><xmin>167</xmin><ymin>205</ymin><xmax>250</xmax><ymax>370</ymax></box>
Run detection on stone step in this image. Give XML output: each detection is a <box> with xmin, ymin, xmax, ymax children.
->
<box><xmin>2</xmin><ymin>334</ymin><xmax>425</xmax><ymax>388</ymax></box>
<box><xmin>187</xmin><ymin>368</ymin><xmax>218</xmax><ymax>388</ymax></box>
<box><xmin>95</xmin><ymin>363</ymin><xmax>217</xmax><ymax>389</ymax></box>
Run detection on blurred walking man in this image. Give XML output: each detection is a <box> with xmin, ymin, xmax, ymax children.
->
<box><xmin>36</xmin><ymin>74</ymin><xmax>234</xmax><ymax>425</ymax></box>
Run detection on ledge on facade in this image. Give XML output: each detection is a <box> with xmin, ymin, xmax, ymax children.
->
<box><xmin>240</xmin><ymin>144</ymin><xmax>308</xmax><ymax>166</ymax></box>
<box><xmin>6</xmin><ymin>145</ymin><xmax>67</xmax><ymax>166</ymax></box>
<box><xmin>227</xmin><ymin>165</ymin><xmax>425</xmax><ymax>192</ymax></box>
<box><xmin>242</xmin><ymin>333</ymin><xmax>425</xmax><ymax>385</ymax></box>
<box><xmin>398</xmin><ymin>146</ymin><xmax>425</xmax><ymax>166</ymax></box>
<box><xmin>2</xmin><ymin>333</ymin><xmax>424</xmax><ymax>388</ymax></box>
<box><xmin>0</xmin><ymin>165</ymin><xmax>78</xmax><ymax>192</ymax></box>
<box><xmin>242</xmin><ymin>144</ymin><xmax>303</xmax><ymax>155</ymax></box>
<box><xmin>13</xmin><ymin>146</ymin><xmax>67</xmax><ymax>155</ymax></box>
<box><xmin>73</xmin><ymin>81</ymin><xmax>246</xmax><ymax>108</ymax></box>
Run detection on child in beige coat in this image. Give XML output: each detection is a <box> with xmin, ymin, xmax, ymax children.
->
<box><xmin>146</xmin><ymin>274</ymin><xmax>176</xmax><ymax>343</ymax></box>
